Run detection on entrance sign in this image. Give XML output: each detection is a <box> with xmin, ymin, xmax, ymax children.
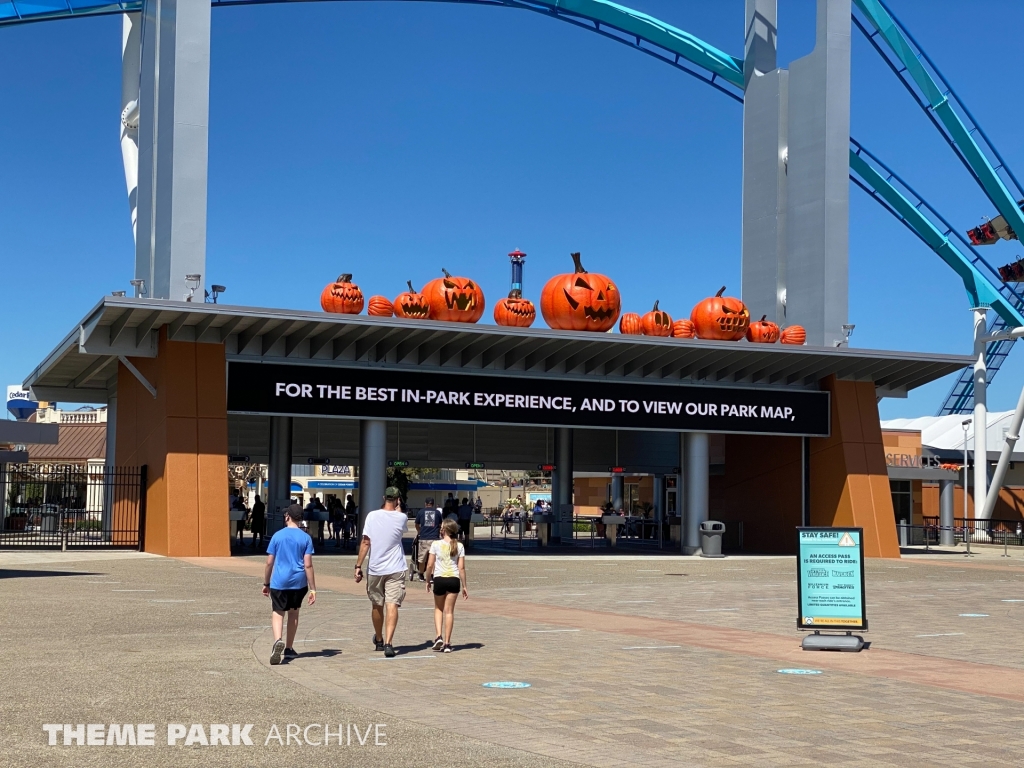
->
<box><xmin>227</xmin><ymin>362</ymin><xmax>830</xmax><ymax>436</ymax></box>
<box><xmin>796</xmin><ymin>528</ymin><xmax>867</xmax><ymax>631</ymax></box>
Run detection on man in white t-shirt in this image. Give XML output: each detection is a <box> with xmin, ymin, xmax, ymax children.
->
<box><xmin>354</xmin><ymin>486</ymin><xmax>408</xmax><ymax>658</ymax></box>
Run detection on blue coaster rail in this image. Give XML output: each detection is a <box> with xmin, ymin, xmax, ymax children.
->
<box><xmin>3</xmin><ymin>0</ymin><xmax>1022</xmax><ymax>414</ymax></box>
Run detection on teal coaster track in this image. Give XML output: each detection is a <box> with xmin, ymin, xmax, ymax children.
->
<box><xmin>2</xmin><ymin>0</ymin><xmax>1019</xmax><ymax>412</ymax></box>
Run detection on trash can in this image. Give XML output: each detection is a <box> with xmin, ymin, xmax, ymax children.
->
<box><xmin>699</xmin><ymin>521</ymin><xmax>725</xmax><ymax>558</ymax></box>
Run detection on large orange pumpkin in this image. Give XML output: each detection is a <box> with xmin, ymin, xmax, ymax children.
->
<box><xmin>619</xmin><ymin>313</ymin><xmax>642</xmax><ymax>335</ymax></box>
<box><xmin>671</xmin><ymin>319</ymin><xmax>696</xmax><ymax>339</ymax></box>
<box><xmin>367</xmin><ymin>295</ymin><xmax>394</xmax><ymax>317</ymax></box>
<box><xmin>780</xmin><ymin>325</ymin><xmax>807</xmax><ymax>345</ymax></box>
<box><xmin>641</xmin><ymin>300</ymin><xmax>672</xmax><ymax>337</ymax></box>
<box><xmin>422</xmin><ymin>269</ymin><xmax>485</xmax><ymax>323</ymax></box>
<box><xmin>690</xmin><ymin>286</ymin><xmax>750</xmax><ymax>341</ymax></box>
<box><xmin>746</xmin><ymin>315</ymin><xmax>780</xmax><ymax>343</ymax></box>
<box><xmin>393</xmin><ymin>281</ymin><xmax>430</xmax><ymax>320</ymax></box>
<box><xmin>493</xmin><ymin>289</ymin><xmax>536</xmax><ymax>327</ymax></box>
<box><xmin>540</xmin><ymin>252</ymin><xmax>621</xmax><ymax>332</ymax></box>
<box><xmin>320</xmin><ymin>273</ymin><xmax>365</xmax><ymax>314</ymax></box>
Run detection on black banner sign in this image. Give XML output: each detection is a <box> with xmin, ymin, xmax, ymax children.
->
<box><xmin>227</xmin><ymin>362</ymin><xmax>830</xmax><ymax>437</ymax></box>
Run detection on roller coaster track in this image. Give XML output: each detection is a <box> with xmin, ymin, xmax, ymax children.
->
<box><xmin>3</xmin><ymin>0</ymin><xmax>1020</xmax><ymax>411</ymax></box>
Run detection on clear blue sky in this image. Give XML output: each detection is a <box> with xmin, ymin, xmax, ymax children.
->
<box><xmin>2</xmin><ymin>0</ymin><xmax>1023</xmax><ymax>419</ymax></box>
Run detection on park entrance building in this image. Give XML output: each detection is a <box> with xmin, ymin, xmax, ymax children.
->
<box><xmin>24</xmin><ymin>296</ymin><xmax>970</xmax><ymax>559</ymax></box>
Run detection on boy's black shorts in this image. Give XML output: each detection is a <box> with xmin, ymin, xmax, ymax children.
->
<box><xmin>270</xmin><ymin>587</ymin><xmax>308</xmax><ymax>612</ymax></box>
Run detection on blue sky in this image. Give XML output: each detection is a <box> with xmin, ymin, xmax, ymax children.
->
<box><xmin>2</xmin><ymin>0</ymin><xmax>1023</xmax><ymax>419</ymax></box>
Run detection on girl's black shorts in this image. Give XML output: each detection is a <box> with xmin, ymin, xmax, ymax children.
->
<box><xmin>432</xmin><ymin>577</ymin><xmax>461</xmax><ymax>595</ymax></box>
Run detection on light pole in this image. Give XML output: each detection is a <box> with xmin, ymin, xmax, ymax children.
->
<box><xmin>962</xmin><ymin>418</ymin><xmax>972</xmax><ymax>557</ymax></box>
<box><xmin>971</xmin><ymin>308</ymin><xmax>988</xmax><ymax>523</ymax></box>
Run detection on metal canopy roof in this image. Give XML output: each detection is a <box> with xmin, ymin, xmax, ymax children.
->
<box><xmin>24</xmin><ymin>296</ymin><xmax>973</xmax><ymax>404</ymax></box>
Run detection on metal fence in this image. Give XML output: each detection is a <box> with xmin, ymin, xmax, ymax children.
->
<box><xmin>920</xmin><ymin>516</ymin><xmax>1024</xmax><ymax>547</ymax></box>
<box><xmin>0</xmin><ymin>464</ymin><xmax>146</xmax><ymax>550</ymax></box>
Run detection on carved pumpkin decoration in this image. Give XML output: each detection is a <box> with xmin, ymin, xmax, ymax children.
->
<box><xmin>780</xmin><ymin>325</ymin><xmax>807</xmax><ymax>345</ymax></box>
<box><xmin>746</xmin><ymin>315</ymin><xmax>780</xmax><ymax>344</ymax></box>
<box><xmin>671</xmin><ymin>319</ymin><xmax>696</xmax><ymax>339</ymax></box>
<box><xmin>367</xmin><ymin>295</ymin><xmax>394</xmax><ymax>317</ymax></box>
<box><xmin>422</xmin><ymin>269</ymin><xmax>485</xmax><ymax>323</ymax></box>
<box><xmin>619</xmin><ymin>313</ymin><xmax>642</xmax><ymax>335</ymax></box>
<box><xmin>320</xmin><ymin>273</ymin><xmax>365</xmax><ymax>314</ymax></box>
<box><xmin>493</xmin><ymin>289</ymin><xmax>536</xmax><ymax>327</ymax></box>
<box><xmin>392</xmin><ymin>281</ymin><xmax>430</xmax><ymax>320</ymax></box>
<box><xmin>690</xmin><ymin>286</ymin><xmax>750</xmax><ymax>341</ymax></box>
<box><xmin>540</xmin><ymin>252</ymin><xmax>621</xmax><ymax>332</ymax></box>
<box><xmin>641</xmin><ymin>300</ymin><xmax>672</xmax><ymax>337</ymax></box>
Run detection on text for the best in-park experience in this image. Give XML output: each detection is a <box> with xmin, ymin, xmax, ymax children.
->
<box><xmin>274</xmin><ymin>382</ymin><xmax>799</xmax><ymax>421</ymax></box>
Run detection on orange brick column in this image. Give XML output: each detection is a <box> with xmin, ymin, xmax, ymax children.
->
<box><xmin>115</xmin><ymin>328</ymin><xmax>230</xmax><ymax>557</ymax></box>
<box><xmin>810</xmin><ymin>375</ymin><xmax>900</xmax><ymax>558</ymax></box>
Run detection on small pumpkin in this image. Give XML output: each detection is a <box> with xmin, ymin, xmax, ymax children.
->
<box><xmin>393</xmin><ymin>281</ymin><xmax>430</xmax><ymax>319</ymax></box>
<box><xmin>422</xmin><ymin>268</ymin><xmax>485</xmax><ymax>323</ymax></box>
<box><xmin>320</xmin><ymin>273</ymin><xmax>365</xmax><ymax>314</ymax></box>
<box><xmin>780</xmin><ymin>325</ymin><xmax>807</xmax><ymax>345</ymax></box>
<box><xmin>540</xmin><ymin>252</ymin><xmax>621</xmax><ymax>332</ymax></box>
<box><xmin>367</xmin><ymin>295</ymin><xmax>394</xmax><ymax>317</ymax></box>
<box><xmin>690</xmin><ymin>286</ymin><xmax>750</xmax><ymax>341</ymax></box>
<box><xmin>641</xmin><ymin>300</ymin><xmax>672</xmax><ymax>337</ymax></box>
<box><xmin>619</xmin><ymin>313</ymin><xmax>642</xmax><ymax>335</ymax></box>
<box><xmin>671</xmin><ymin>319</ymin><xmax>696</xmax><ymax>339</ymax></box>
<box><xmin>746</xmin><ymin>315</ymin><xmax>780</xmax><ymax>343</ymax></box>
<box><xmin>493</xmin><ymin>289</ymin><xmax>536</xmax><ymax>327</ymax></box>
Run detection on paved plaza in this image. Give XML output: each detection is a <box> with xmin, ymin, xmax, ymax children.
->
<box><xmin>2</xmin><ymin>545</ymin><xmax>1024</xmax><ymax>767</ymax></box>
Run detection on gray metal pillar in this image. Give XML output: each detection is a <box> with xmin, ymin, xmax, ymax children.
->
<box><xmin>684</xmin><ymin>432</ymin><xmax>709</xmax><ymax>555</ymax></box>
<box><xmin>136</xmin><ymin>0</ymin><xmax>211</xmax><ymax>301</ymax></box>
<box><xmin>741</xmin><ymin>0</ymin><xmax>788</xmax><ymax>324</ymax></box>
<box><xmin>785</xmin><ymin>0</ymin><xmax>851</xmax><ymax>347</ymax></box>
<box><xmin>653</xmin><ymin>475</ymin><xmax>665</xmax><ymax>523</ymax></box>
<box><xmin>553</xmin><ymin>428</ymin><xmax>574</xmax><ymax>543</ymax></box>
<box><xmin>610</xmin><ymin>474</ymin><xmax>624</xmax><ymax>513</ymax></box>
<box><xmin>359</xmin><ymin>420</ymin><xmax>388</xmax><ymax>533</ymax></box>
<box><xmin>939</xmin><ymin>479</ymin><xmax>955</xmax><ymax>547</ymax></box>
<box><xmin>267</xmin><ymin>416</ymin><xmax>293</xmax><ymax>536</ymax></box>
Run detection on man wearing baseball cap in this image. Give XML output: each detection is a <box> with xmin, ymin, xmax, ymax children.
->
<box><xmin>354</xmin><ymin>486</ymin><xmax>408</xmax><ymax>658</ymax></box>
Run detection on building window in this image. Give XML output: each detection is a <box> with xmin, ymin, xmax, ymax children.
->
<box><xmin>890</xmin><ymin>480</ymin><xmax>912</xmax><ymax>523</ymax></box>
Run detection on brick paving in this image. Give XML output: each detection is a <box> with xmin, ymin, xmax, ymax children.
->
<box><xmin>2</xmin><ymin>546</ymin><xmax>1024</xmax><ymax>766</ymax></box>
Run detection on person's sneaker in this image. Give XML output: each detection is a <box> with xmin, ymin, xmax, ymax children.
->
<box><xmin>443</xmin><ymin>644</ymin><xmax>453</xmax><ymax>654</ymax></box>
<box><xmin>372</xmin><ymin>634</ymin><xmax>385</xmax><ymax>652</ymax></box>
<box><xmin>432</xmin><ymin>636</ymin><xmax>444</xmax><ymax>651</ymax></box>
<box><xmin>418</xmin><ymin>573</ymin><xmax>426</xmax><ymax>582</ymax></box>
<box><xmin>384</xmin><ymin>643</ymin><xmax>397</xmax><ymax>658</ymax></box>
<box><xmin>270</xmin><ymin>639</ymin><xmax>285</xmax><ymax>665</ymax></box>
<box><xmin>283</xmin><ymin>647</ymin><xmax>298</xmax><ymax>659</ymax></box>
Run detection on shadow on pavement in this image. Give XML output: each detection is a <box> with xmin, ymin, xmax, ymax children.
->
<box><xmin>0</xmin><ymin>569</ymin><xmax>102</xmax><ymax>579</ymax></box>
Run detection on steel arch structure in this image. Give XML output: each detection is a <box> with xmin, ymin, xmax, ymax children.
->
<box><xmin>3</xmin><ymin>0</ymin><xmax>1022</xmax><ymax>383</ymax></box>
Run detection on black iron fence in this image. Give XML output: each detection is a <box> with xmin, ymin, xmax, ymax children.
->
<box><xmin>0</xmin><ymin>464</ymin><xmax>146</xmax><ymax>550</ymax></box>
<box><xmin>920</xmin><ymin>516</ymin><xmax>1024</xmax><ymax>547</ymax></box>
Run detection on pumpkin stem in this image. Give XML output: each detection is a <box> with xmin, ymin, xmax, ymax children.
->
<box><xmin>337</xmin><ymin>273</ymin><xmax>353</xmax><ymax>283</ymax></box>
<box><xmin>652</xmin><ymin>300</ymin><xmax>660</xmax><ymax>312</ymax></box>
<box><xmin>508</xmin><ymin>289</ymin><xmax>522</xmax><ymax>299</ymax></box>
<box><xmin>760</xmin><ymin>315</ymin><xmax>767</xmax><ymax>322</ymax></box>
<box><xmin>570</xmin><ymin>252</ymin><xmax>587</xmax><ymax>273</ymax></box>
<box><xmin>441</xmin><ymin>268</ymin><xmax>453</xmax><ymax>278</ymax></box>
<box><xmin>407</xmin><ymin>280</ymin><xmax>416</xmax><ymax>293</ymax></box>
<box><xmin>715</xmin><ymin>286</ymin><xmax>726</xmax><ymax>297</ymax></box>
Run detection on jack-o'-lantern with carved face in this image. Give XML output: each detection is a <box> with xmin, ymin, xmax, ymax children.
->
<box><xmin>392</xmin><ymin>281</ymin><xmax>430</xmax><ymax>320</ymax></box>
<box><xmin>641</xmin><ymin>300</ymin><xmax>672</xmax><ymax>337</ymax></box>
<box><xmin>493</xmin><ymin>289</ymin><xmax>536</xmax><ymax>327</ymax></box>
<box><xmin>745</xmin><ymin>315</ymin><xmax>780</xmax><ymax>343</ymax></box>
<box><xmin>422</xmin><ymin>269</ymin><xmax>485</xmax><ymax>323</ymax></box>
<box><xmin>320</xmin><ymin>273</ymin><xmax>365</xmax><ymax>314</ymax></box>
<box><xmin>690</xmin><ymin>286</ymin><xmax>750</xmax><ymax>341</ymax></box>
<box><xmin>540</xmin><ymin>252</ymin><xmax>621</xmax><ymax>332</ymax></box>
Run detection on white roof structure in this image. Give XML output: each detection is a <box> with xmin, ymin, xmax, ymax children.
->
<box><xmin>882</xmin><ymin>412</ymin><xmax>1022</xmax><ymax>460</ymax></box>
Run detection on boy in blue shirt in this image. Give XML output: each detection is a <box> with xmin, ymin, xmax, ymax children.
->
<box><xmin>262</xmin><ymin>505</ymin><xmax>317</xmax><ymax>665</ymax></box>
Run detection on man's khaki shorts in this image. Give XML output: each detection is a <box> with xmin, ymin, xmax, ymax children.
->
<box><xmin>416</xmin><ymin>539</ymin><xmax>436</xmax><ymax>566</ymax></box>
<box><xmin>366</xmin><ymin>570</ymin><xmax>407</xmax><ymax>607</ymax></box>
